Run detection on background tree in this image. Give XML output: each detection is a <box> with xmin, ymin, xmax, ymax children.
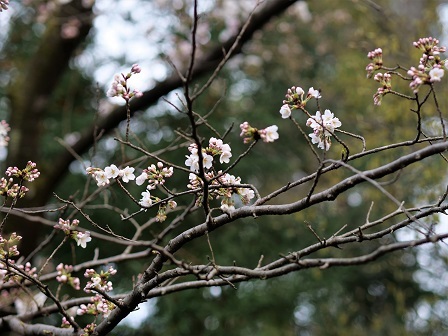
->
<box><xmin>0</xmin><ymin>0</ymin><xmax>448</xmax><ymax>335</ymax></box>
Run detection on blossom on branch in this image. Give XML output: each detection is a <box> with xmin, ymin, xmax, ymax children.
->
<box><xmin>104</xmin><ymin>164</ymin><xmax>120</xmax><ymax>179</ymax></box>
<box><xmin>54</xmin><ymin>218</ymin><xmax>80</xmax><ymax>235</ymax></box>
<box><xmin>366</xmin><ymin>39</ymin><xmax>445</xmax><ymax>100</ymax></box>
<box><xmin>107</xmin><ymin>64</ymin><xmax>143</xmax><ymax>101</ymax></box>
<box><xmin>5</xmin><ymin>161</ymin><xmax>40</xmax><ymax>182</ymax></box>
<box><xmin>75</xmin><ymin>231</ymin><xmax>92</xmax><ymax>248</ymax></box>
<box><xmin>281</xmin><ymin>85</ymin><xmax>323</xmax><ymax>114</ymax></box>
<box><xmin>407</xmin><ymin>37</ymin><xmax>447</xmax><ymax>91</ymax></box>
<box><xmin>365</xmin><ymin>48</ymin><xmax>383</xmax><ymax>78</ymax></box>
<box><xmin>0</xmin><ymin>232</ymin><xmax>22</xmax><ymax>259</ymax></box>
<box><xmin>0</xmin><ymin>161</ymin><xmax>39</xmax><ymax>199</ymax></box>
<box><xmin>259</xmin><ymin>125</ymin><xmax>279</xmax><ymax>143</ymax></box>
<box><xmin>373</xmin><ymin>73</ymin><xmax>392</xmax><ymax>106</ymax></box>
<box><xmin>239</xmin><ymin>122</ymin><xmax>279</xmax><ymax>143</ymax></box>
<box><xmin>185</xmin><ymin>138</ymin><xmax>232</xmax><ymax>172</ymax></box>
<box><xmin>120</xmin><ymin>166</ymin><xmax>135</xmax><ymax>183</ymax></box>
<box><xmin>429</xmin><ymin>66</ymin><xmax>444</xmax><ymax>82</ymax></box>
<box><xmin>56</xmin><ymin>263</ymin><xmax>80</xmax><ymax>290</ymax></box>
<box><xmin>136</xmin><ymin>162</ymin><xmax>174</xmax><ymax>189</ymax></box>
<box><xmin>87</xmin><ymin>164</ymin><xmax>136</xmax><ymax>186</ymax></box>
<box><xmin>139</xmin><ymin>190</ymin><xmax>153</xmax><ymax>207</ymax></box>
<box><xmin>306</xmin><ymin>109</ymin><xmax>341</xmax><ymax>151</ymax></box>
<box><xmin>187</xmin><ymin>170</ymin><xmax>255</xmax><ymax>211</ymax></box>
<box><xmin>279</xmin><ymin>104</ymin><xmax>292</xmax><ymax>119</ymax></box>
<box><xmin>307</xmin><ymin>87</ymin><xmax>321</xmax><ymax>99</ymax></box>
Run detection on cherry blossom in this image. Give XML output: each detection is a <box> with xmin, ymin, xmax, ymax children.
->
<box><xmin>307</xmin><ymin>87</ymin><xmax>321</xmax><ymax>99</ymax></box>
<box><xmin>107</xmin><ymin>64</ymin><xmax>143</xmax><ymax>101</ymax></box>
<box><xmin>429</xmin><ymin>67</ymin><xmax>444</xmax><ymax>81</ymax></box>
<box><xmin>185</xmin><ymin>138</ymin><xmax>232</xmax><ymax>172</ymax></box>
<box><xmin>279</xmin><ymin>104</ymin><xmax>292</xmax><ymax>118</ymax></box>
<box><xmin>306</xmin><ymin>109</ymin><xmax>341</xmax><ymax>151</ymax></box>
<box><xmin>104</xmin><ymin>164</ymin><xmax>120</xmax><ymax>179</ymax></box>
<box><xmin>94</xmin><ymin>170</ymin><xmax>110</xmax><ymax>187</ymax></box>
<box><xmin>240</xmin><ymin>122</ymin><xmax>279</xmax><ymax>143</ymax></box>
<box><xmin>259</xmin><ymin>125</ymin><xmax>279</xmax><ymax>143</ymax></box>
<box><xmin>75</xmin><ymin>231</ymin><xmax>92</xmax><ymax>248</ymax></box>
<box><xmin>54</xmin><ymin>218</ymin><xmax>79</xmax><ymax>234</ymax></box>
<box><xmin>366</xmin><ymin>48</ymin><xmax>383</xmax><ymax>78</ymax></box>
<box><xmin>139</xmin><ymin>190</ymin><xmax>153</xmax><ymax>207</ymax></box>
<box><xmin>56</xmin><ymin>263</ymin><xmax>80</xmax><ymax>290</ymax></box>
<box><xmin>135</xmin><ymin>172</ymin><xmax>148</xmax><ymax>186</ymax></box>
<box><xmin>120</xmin><ymin>166</ymin><xmax>135</xmax><ymax>183</ymax></box>
<box><xmin>136</xmin><ymin>162</ymin><xmax>174</xmax><ymax>189</ymax></box>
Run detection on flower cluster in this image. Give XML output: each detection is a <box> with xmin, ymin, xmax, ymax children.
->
<box><xmin>368</xmin><ymin>38</ymin><xmax>447</xmax><ymax>97</ymax></box>
<box><xmin>0</xmin><ymin>177</ymin><xmax>29</xmax><ymax>198</ymax></box>
<box><xmin>54</xmin><ymin>218</ymin><xmax>80</xmax><ymax>234</ymax></box>
<box><xmin>306</xmin><ymin>109</ymin><xmax>342</xmax><ymax>151</ymax></box>
<box><xmin>56</xmin><ymin>263</ymin><xmax>80</xmax><ymax>290</ymax></box>
<box><xmin>77</xmin><ymin>266</ymin><xmax>118</xmax><ymax>318</ymax></box>
<box><xmin>81</xmin><ymin>323</ymin><xmax>97</xmax><ymax>336</ymax></box>
<box><xmin>83</xmin><ymin>266</ymin><xmax>116</xmax><ymax>293</ymax></box>
<box><xmin>0</xmin><ymin>259</ymin><xmax>37</xmax><ymax>285</ymax></box>
<box><xmin>0</xmin><ymin>233</ymin><xmax>32</xmax><ymax>286</ymax></box>
<box><xmin>0</xmin><ymin>0</ymin><xmax>8</xmax><ymax>12</ymax></box>
<box><xmin>0</xmin><ymin>121</ymin><xmax>10</xmax><ymax>147</ymax></box>
<box><xmin>365</xmin><ymin>48</ymin><xmax>383</xmax><ymax>78</ymax></box>
<box><xmin>77</xmin><ymin>294</ymin><xmax>116</xmax><ymax>318</ymax></box>
<box><xmin>86</xmin><ymin>164</ymin><xmax>135</xmax><ymax>187</ymax></box>
<box><xmin>61</xmin><ymin>316</ymin><xmax>75</xmax><ymax>328</ymax></box>
<box><xmin>184</xmin><ymin>137</ymin><xmax>255</xmax><ymax>210</ymax></box>
<box><xmin>407</xmin><ymin>37</ymin><xmax>446</xmax><ymax>93</ymax></box>
<box><xmin>0</xmin><ymin>162</ymin><xmax>40</xmax><ymax>198</ymax></box>
<box><xmin>107</xmin><ymin>64</ymin><xmax>143</xmax><ymax>100</ymax></box>
<box><xmin>188</xmin><ymin>171</ymin><xmax>255</xmax><ymax>211</ymax></box>
<box><xmin>280</xmin><ymin>86</ymin><xmax>321</xmax><ymax>116</ymax></box>
<box><xmin>278</xmin><ymin>86</ymin><xmax>342</xmax><ymax>151</ymax></box>
<box><xmin>136</xmin><ymin>162</ymin><xmax>174</xmax><ymax>189</ymax></box>
<box><xmin>239</xmin><ymin>122</ymin><xmax>279</xmax><ymax>144</ymax></box>
<box><xmin>185</xmin><ymin>137</ymin><xmax>232</xmax><ymax>172</ymax></box>
<box><xmin>54</xmin><ymin>218</ymin><xmax>92</xmax><ymax>248</ymax></box>
<box><xmin>372</xmin><ymin>72</ymin><xmax>392</xmax><ymax>106</ymax></box>
<box><xmin>0</xmin><ymin>233</ymin><xmax>21</xmax><ymax>259</ymax></box>
<box><xmin>139</xmin><ymin>189</ymin><xmax>177</xmax><ymax>220</ymax></box>
<box><xmin>86</xmin><ymin>161</ymin><xmax>177</xmax><ymax>221</ymax></box>
<box><xmin>5</xmin><ymin>161</ymin><xmax>40</xmax><ymax>182</ymax></box>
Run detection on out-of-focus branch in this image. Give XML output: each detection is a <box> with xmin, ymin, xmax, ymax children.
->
<box><xmin>0</xmin><ymin>316</ymin><xmax>78</xmax><ymax>336</ymax></box>
<box><xmin>143</xmin><ymin>229</ymin><xmax>448</xmax><ymax>298</ymax></box>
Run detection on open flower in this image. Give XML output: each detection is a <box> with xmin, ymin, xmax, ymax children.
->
<box><xmin>306</xmin><ymin>109</ymin><xmax>341</xmax><ymax>151</ymax></box>
<box><xmin>104</xmin><ymin>164</ymin><xmax>120</xmax><ymax>179</ymax></box>
<box><xmin>429</xmin><ymin>67</ymin><xmax>444</xmax><ymax>82</ymax></box>
<box><xmin>120</xmin><ymin>166</ymin><xmax>135</xmax><ymax>183</ymax></box>
<box><xmin>307</xmin><ymin>87</ymin><xmax>321</xmax><ymax>99</ymax></box>
<box><xmin>75</xmin><ymin>231</ymin><xmax>92</xmax><ymax>248</ymax></box>
<box><xmin>279</xmin><ymin>104</ymin><xmax>292</xmax><ymax>118</ymax></box>
<box><xmin>259</xmin><ymin>125</ymin><xmax>279</xmax><ymax>143</ymax></box>
<box><xmin>139</xmin><ymin>190</ymin><xmax>153</xmax><ymax>207</ymax></box>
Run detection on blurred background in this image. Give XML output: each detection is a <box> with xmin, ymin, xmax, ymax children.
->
<box><xmin>1</xmin><ymin>0</ymin><xmax>448</xmax><ymax>335</ymax></box>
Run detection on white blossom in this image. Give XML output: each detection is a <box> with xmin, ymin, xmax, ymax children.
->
<box><xmin>279</xmin><ymin>104</ymin><xmax>292</xmax><ymax>119</ymax></box>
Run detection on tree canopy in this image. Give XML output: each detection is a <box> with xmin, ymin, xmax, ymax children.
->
<box><xmin>0</xmin><ymin>0</ymin><xmax>448</xmax><ymax>335</ymax></box>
